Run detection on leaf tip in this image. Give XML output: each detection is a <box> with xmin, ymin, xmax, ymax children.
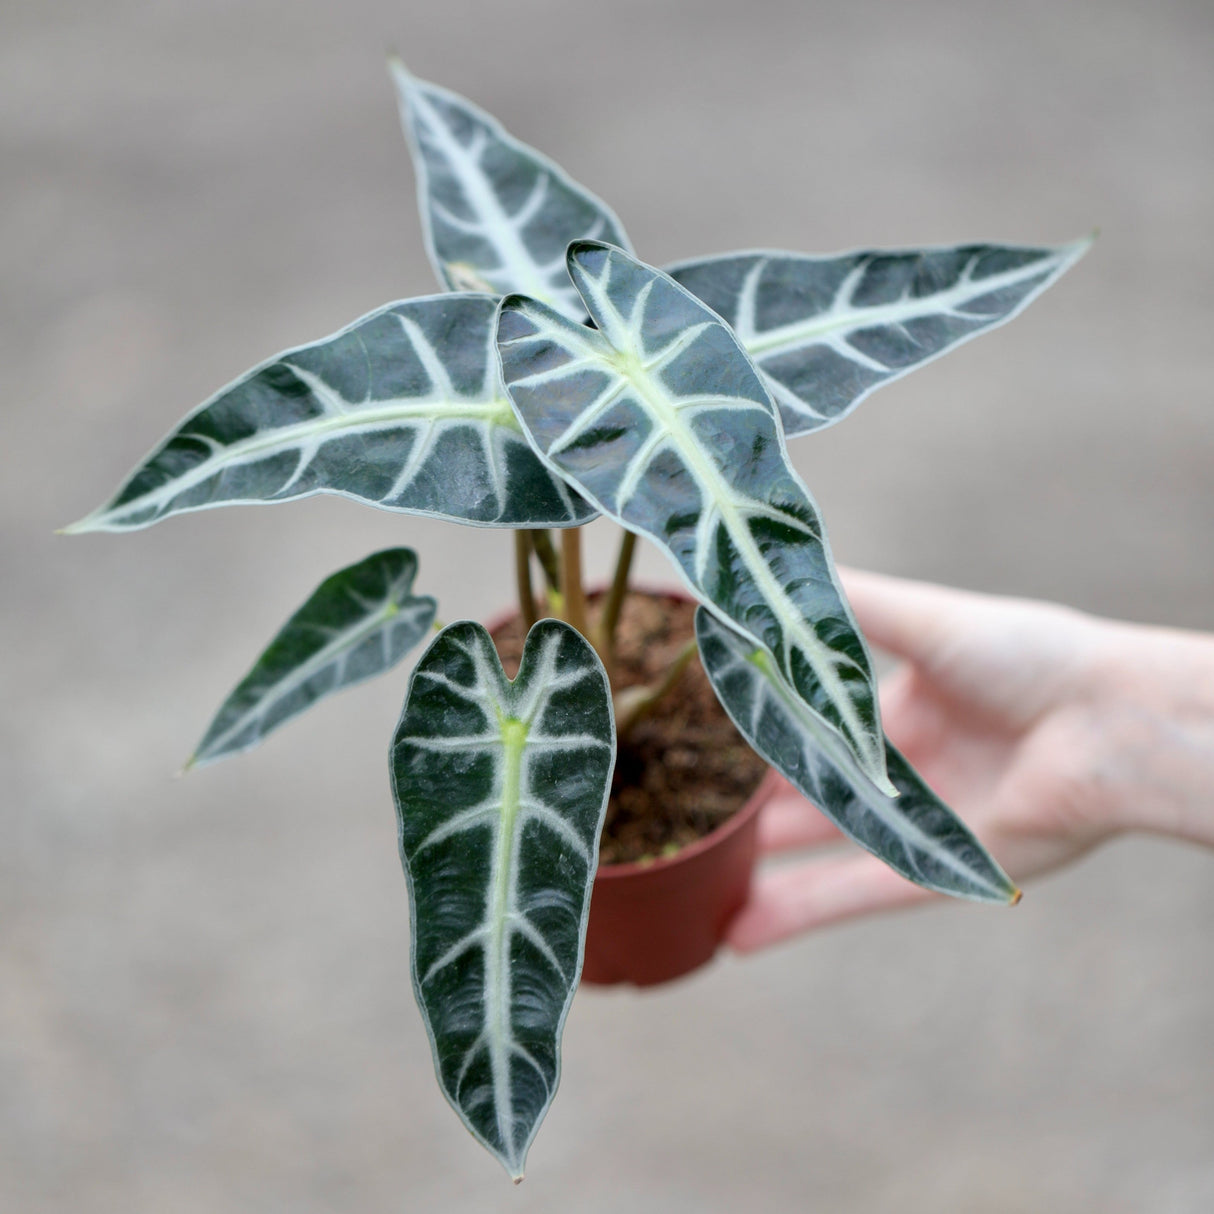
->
<box><xmin>388</xmin><ymin>55</ymin><xmax>423</xmax><ymax>112</ymax></box>
<box><xmin>181</xmin><ymin>745</ymin><xmax>220</xmax><ymax>774</ymax></box>
<box><xmin>874</xmin><ymin>772</ymin><xmax>900</xmax><ymax>800</ymax></box>
<box><xmin>1066</xmin><ymin>230</ymin><xmax>1098</xmax><ymax>262</ymax></box>
<box><xmin>58</xmin><ymin>514</ymin><xmax>95</xmax><ymax>536</ymax></box>
<box><xmin>1009</xmin><ymin>886</ymin><xmax>1024</xmax><ymax>907</ymax></box>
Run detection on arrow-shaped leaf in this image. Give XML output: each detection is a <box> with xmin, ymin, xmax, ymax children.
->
<box><xmin>668</xmin><ymin>239</ymin><xmax>1091</xmax><ymax>436</ymax></box>
<box><xmin>392</xmin><ymin>61</ymin><xmax>632</xmax><ymax>320</ymax></box>
<box><xmin>696</xmin><ymin>607</ymin><xmax>1018</xmax><ymax>902</ymax></box>
<box><xmin>392</xmin><ymin>619</ymin><xmax>614</xmax><ymax>1180</ymax></box>
<box><xmin>188</xmin><ymin>548</ymin><xmax>436</xmax><ymax>768</ymax></box>
<box><xmin>65</xmin><ymin>294</ymin><xmax>596</xmax><ymax>534</ymax></box>
<box><xmin>496</xmin><ymin>240</ymin><xmax>893</xmax><ymax>794</ymax></box>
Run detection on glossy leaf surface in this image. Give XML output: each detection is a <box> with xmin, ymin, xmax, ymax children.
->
<box><xmin>66</xmin><ymin>295</ymin><xmax>595</xmax><ymax>533</ymax></box>
<box><xmin>696</xmin><ymin>608</ymin><xmax>1018</xmax><ymax>902</ymax></box>
<box><xmin>669</xmin><ymin>239</ymin><xmax>1091</xmax><ymax>436</ymax></box>
<box><xmin>189</xmin><ymin>548</ymin><xmax>435</xmax><ymax>768</ymax></box>
<box><xmin>392</xmin><ymin>620</ymin><xmax>614</xmax><ymax>1180</ymax></box>
<box><xmin>497</xmin><ymin>240</ymin><xmax>892</xmax><ymax>792</ymax></box>
<box><xmin>392</xmin><ymin>61</ymin><xmax>632</xmax><ymax>320</ymax></box>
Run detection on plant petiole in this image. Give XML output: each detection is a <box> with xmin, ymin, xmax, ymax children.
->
<box><xmin>598</xmin><ymin>528</ymin><xmax>636</xmax><ymax>672</ymax></box>
<box><xmin>514</xmin><ymin>531</ymin><xmax>538</xmax><ymax>631</ymax></box>
<box><xmin>613</xmin><ymin>636</ymin><xmax>699</xmax><ymax>737</ymax></box>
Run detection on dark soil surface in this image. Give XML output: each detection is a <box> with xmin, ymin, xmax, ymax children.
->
<box><xmin>491</xmin><ymin>590</ymin><xmax>768</xmax><ymax>865</ymax></box>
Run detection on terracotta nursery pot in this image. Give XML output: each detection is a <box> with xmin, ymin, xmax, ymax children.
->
<box><xmin>580</xmin><ymin>766</ymin><xmax>780</xmax><ymax>986</ymax></box>
<box><xmin>489</xmin><ymin>588</ymin><xmax>777</xmax><ymax>988</ymax></box>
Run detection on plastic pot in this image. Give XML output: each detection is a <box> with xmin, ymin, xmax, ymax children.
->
<box><xmin>580</xmin><ymin>765</ymin><xmax>780</xmax><ymax>986</ymax></box>
<box><xmin>488</xmin><ymin>588</ymin><xmax>776</xmax><ymax>988</ymax></box>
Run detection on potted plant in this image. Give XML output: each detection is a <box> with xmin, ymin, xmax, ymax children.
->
<box><xmin>65</xmin><ymin>62</ymin><xmax>1088</xmax><ymax>1180</ymax></box>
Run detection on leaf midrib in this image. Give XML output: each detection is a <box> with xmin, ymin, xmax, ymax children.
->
<box><xmin>743</xmin><ymin>645</ymin><xmax>1009</xmax><ymax>896</ymax></box>
<box><xmin>97</xmin><ymin>396</ymin><xmax>517</xmax><ymax>525</ymax></box>
<box><xmin>743</xmin><ymin>256</ymin><xmax>1057</xmax><ymax>358</ymax></box>
<box><xmin>194</xmin><ymin>588</ymin><xmax>421</xmax><ymax>763</ymax></box>
<box><xmin>413</xmin><ymin>85</ymin><xmax>555</xmax><ymax>308</ymax></box>
<box><xmin>485</xmin><ymin>712</ymin><xmax>528</xmax><ymax>1173</ymax></box>
<box><xmin>612</xmin><ymin>362</ymin><xmax>881</xmax><ymax>780</ymax></box>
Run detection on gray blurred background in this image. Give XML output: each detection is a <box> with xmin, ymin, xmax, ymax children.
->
<box><xmin>4</xmin><ymin>1</ymin><xmax>1213</xmax><ymax>1210</ymax></box>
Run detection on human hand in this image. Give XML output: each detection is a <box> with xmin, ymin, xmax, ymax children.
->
<box><xmin>727</xmin><ymin>569</ymin><xmax>1214</xmax><ymax>951</ymax></box>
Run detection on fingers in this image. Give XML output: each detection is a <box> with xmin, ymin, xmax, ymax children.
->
<box><xmin>870</xmin><ymin>662</ymin><xmax>921</xmax><ymax>752</ymax></box>
<box><xmin>838</xmin><ymin>567</ymin><xmax>967</xmax><ymax>665</ymax></box>
<box><xmin>725</xmin><ymin>854</ymin><xmax>935</xmax><ymax>951</ymax></box>
<box><xmin>756</xmin><ymin>784</ymin><xmax>842</xmax><ymax>853</ymax></box>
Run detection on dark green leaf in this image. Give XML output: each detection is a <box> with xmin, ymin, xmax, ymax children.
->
<box><xmin>392</xmin><ymin>61</ymin><xmax>632</xmax><ymax>320</ymax></box>
<box><xmin>496</xmin><ymin>240</ymin><xmax>893</xmax><ymax>793</ymax></box>
<box><xmin>392</xmin><ymin>619</ymin><xmax>615</xmax><ymax>1179</ymax></box>
<box><xmin>669</xmin><ymin>239</ymin><xmax>1091</xmax><ymax>436</ymax></box>
<box><xmin>189</xmin><ymin>548</ymin><xmax>435</xmax><ymax>767</ymax></box>
<box><xmin>696</xmin><ymin>608</ymin><xmax>1018</xmax><ymax>902</ymax></box>
<box><xmin>66</xmin><ymin>295</ymin><xmax>595</xmax><ymax>533</ymax></box>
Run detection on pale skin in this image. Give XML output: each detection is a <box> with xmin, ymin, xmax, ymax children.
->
<box><xmin>727</xmin><ymin>568</ymin><xmax>1214</xmax><ymax>952</ymax></box>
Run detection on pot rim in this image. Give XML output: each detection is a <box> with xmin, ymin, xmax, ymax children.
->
<box><xmin>592</xmin><ymin>764</ymin><xmax>780</xmax><ymax>880</ymax></box>
<box><xmin>483</xmin><ymin>581</ymin><xmax>777</xmax><ymax>880</ymax></box>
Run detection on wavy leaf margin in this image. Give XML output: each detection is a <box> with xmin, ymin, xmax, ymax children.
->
<box><xmin>392</xmin><ymin>618</ymin><xmax>615</xmax><ymax>1179</ymax></box>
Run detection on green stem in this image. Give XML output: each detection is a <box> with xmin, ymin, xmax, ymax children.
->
<box><xmin>529</xmin><ymin>529</ymin><xmax>561</xmax><ymax>594</ymax></box>
<box><xmin>514</xmin><ymin>531</ymin><xmax>538</xmax><ymax>632</ymax></box>
<box><xmin>614</xmin><ymin>637</ymin><xmax>699</xmax><ymax>737</ymax></box>
<box><xmin>597</xmin><ymin>528</ymin><xmax>636</xmax><ymax>671</ymax></box>
<box><xmin>560</xmin><ymin>527</ymin><xmax>594</xmax><ymax>652</ymax></box>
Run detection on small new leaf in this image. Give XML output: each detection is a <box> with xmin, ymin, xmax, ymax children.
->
<box><xmin>392</xmin><ymin>61</ymin><xmax>632</xmax><ymax>320</ymax></box>
<box><xmin>392</xmin><ymin>619</ymin><xmax>615</xmax><ymax>1180</ymax></box>
<box><xmin>65</xmin><ymin>295</ymin><xmax>595</xmax><ymax>534</ymax></box>
<box><xmin>669</xmin><ymin>238</ymin><xmax>1092</xmax><ymax>436</ymax></box>
<box><xmin>696</xmin><ymin>608</ymin><xmax>1018</xmax><ymax>902</ymax></box>
<box><xmin>189</xmin><ymin>548</ymin><xmax>436</xmax><ymax>768</ymax></box>
<box><xmin>496</xmin><ymin>240</ymin><xmax>893</xmax><ymax>793</ymax></box>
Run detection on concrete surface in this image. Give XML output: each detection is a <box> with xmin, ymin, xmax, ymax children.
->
<box><xmin>3</xmin><ymin>1</ymin><xmax>1213</xmax><ymax>1210</ymax></box>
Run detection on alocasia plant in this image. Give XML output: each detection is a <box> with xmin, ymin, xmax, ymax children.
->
<box><xmin>66</xmin><ymin>61</ymin><xmax>1089</xmax><ymax>1179</ymax></box>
